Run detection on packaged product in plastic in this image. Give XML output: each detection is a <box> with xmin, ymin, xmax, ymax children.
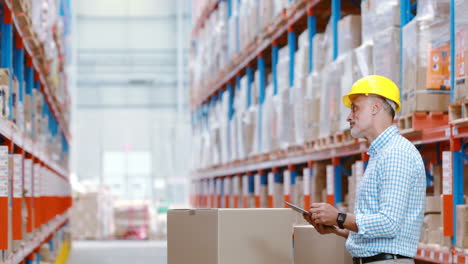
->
<box><xmin>312</xmin><ymin>33</ymin><xmax>326</xmax><ymax>72</ymax></box>
<box><xmin>275</xmin><ymin>88</ymin><xmax>294</xmax><ymax>149</ymax></box>
<box><xmin>277</xmin><ymin>46</ymin><xmax>290</xmax><ymax>93</ymax></box>
<box><xmin>259</xmin><ymin>0</ymin><xmax>274</xmax><ymax>31</ymax></box>
<box><xmin>373</xmin><ymin>27</ymin><xmax>400</xmax><ymax>89</ymax></box>
<box><xmin>338</xmin><ymin>53</ymin><xmax>359</xmax><ymax>132</ymax></box>
<box><xmin>261</xmin><ymin>84</ymin><xmax>274</xmax><ymax>153</ymax></box>
<box><xmin>373</xmin><ymin>0</ymin><xmax>400</xmax><ymax>31</ymax></box>
<box><xmin>338</xmin><ymin>15</ymin><xmax>362</xmax><ymax>55</ymax></box>
<box><xmin>354</xmin><ymin>43</ymin><xmax>374</xmax><ymax>78</ymax></box>
<box><xmin>304</xmin><ymin>72</ymin><xmax>320</xmax><ymax>142</ymax></box>
<box><xmin>249</xmin><ymin>104</ymin><xmax>259</xmax><ymax>157</ymax></box>
<box><xmin>319</xmin><ymin>62</ymin><xmax>341</xmax><ymax>138</ymax></box>
<box><xmin>360</xmin><ymin>0</ymin><xmax>376</xmax><ymax>44</ymax></box>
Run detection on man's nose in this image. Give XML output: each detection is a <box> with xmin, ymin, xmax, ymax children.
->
<box><xmin>346</xmin><ymin>111</ymin><xmax>352</xmax><ymax>122</ymax></box>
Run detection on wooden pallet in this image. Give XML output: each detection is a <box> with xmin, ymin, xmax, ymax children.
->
<box><xmin>449</xmin><ymin>99</ymin><xmax>468</xmax><ymax>124</ymax></box>
<box><xmin>398</xmin><ymin>112</ymin><xmax>448</xmax><ymax>132</ymax></box>
<box><xmin>334</xmin><ymin>129</ymin><xmax>354</xmax><ymax>146</ymax></box>
<box><xmin>315</xmin><ymin>135</ymin><xmax>334</xmax><ymax>149</ymax></box>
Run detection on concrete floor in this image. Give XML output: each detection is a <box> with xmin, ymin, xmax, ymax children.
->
<box><xmin>67</xmin><ymin>240</ymin><xmax>167</xmax><ymax>264</ymax></box>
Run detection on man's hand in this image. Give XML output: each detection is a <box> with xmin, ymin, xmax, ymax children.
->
<box><xmin>308</xmin><ymin>203</ymin><xmax>339</xmax><ymax>226</ymax></box>
<box><xmin>302</xmin><ymin>213</ymin><xmax>337</xmax><ymax>235</ymax></box>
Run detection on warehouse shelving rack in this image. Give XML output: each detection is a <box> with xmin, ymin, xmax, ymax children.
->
<box><xmin>190</xmin><ymin>0</ymin><xmax>468</xmax><ymax>263</ymax></box>
<box><xmin>0</xmin><ymin>1</ymin><xmax>72</xmax><ymax>264</ymax></box>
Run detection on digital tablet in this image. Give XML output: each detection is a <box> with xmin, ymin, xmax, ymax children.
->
<box><xmin>284</xmin><ymin>201</ymin><xmax>309</xmax><ymax>215</ymax></box>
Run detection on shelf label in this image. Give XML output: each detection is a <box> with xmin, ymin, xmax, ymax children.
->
<box><xmin>232</xmin><ymin>176</ymin><xmax>239</xmax><ymax>196</ymax></box>
<box><xmin>24</xmin><ymin>159</ymin><xmax>32</xmax><ymax>197</ymax></box>
<box><xmin>254</xmin><ymin>174</ymin><xmax>260</xmax><ymax>196</ymax></box>
<box><xmin>224</xmin><ymin>177</ymin><xmax>231</xmax><ymax>196</ymax></box>
<box><xmin>283</xmin><ymin>170</ymin><xmax>291</xmax><ymax>195</ymax></box>
<box><xmin>442</xmin><ymin>151</ymin><xmax>452</xmax><ymax>195</ymax></box>
<box><xmin>13</xmin><ymin>154</ymin><xmax>22</xmax><ymax>198</ymax></box>
<box><xmin>326</xmin><ymin>165</ymin><xmax>334</xmax><ymax>195</ymax></box>
<box><xmin>268</xmin><ymin>172</ymin><xmax>274</xmax><ymax>195</ymax></box>
<box><xmin>0</xmin><ymin>146</ymin><xmax>8</xmax><ymax>197</ymax></box>
<box><xmin>303</xmin><ymin>168</ymin><xmax>310</xmax><ymax>195</ymax></box>
<box><xmin>242</xmin><ymin>175</ymin><xmax>248</xmax><ymax>196</ymax></box>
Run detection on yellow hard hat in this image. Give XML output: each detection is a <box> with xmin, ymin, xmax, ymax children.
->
<box><xmin>342</xmin><ymin>75</ymin><xmax>401</xmax><ymax>113</ymax></box>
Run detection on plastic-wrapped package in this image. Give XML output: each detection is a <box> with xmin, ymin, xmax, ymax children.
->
<box><xmin>293</xmin><ymin>83</ymin><xmax>305</xmax><ymax>145</ymax></box>
<box><xmin>274</xmin><ymin>88</ymin><xmax>294</xmax><ymax>149</ymax></box>
<box><xmin>338</xmin><ymin>15</ymin><xmax>362</xmax><ymax>55</ymax></box>
<box><xmin>260</xmin><ymin>84</ymin><xmax>274</xmax><ymax>153</ymax></box>
<box><xmin>455</xmin><ymin>0</ymin><xmax>468</xmax><ymax>101</ymax></box>
<box><xmin>259</xmin><ymin>0</ymin><xmax>274</xmax><ymax>31</ymax></box>
<box><xmin>354</xmin><ymin>43</ymin><xmax>374</xmax><ymax>78</ymax></box>
<box><xmin>249</xmin><ymin>104</ymin><xmax>260</xmax><ymax>157</ymax></box>
<box><xmin>304</xmin><ymin>72</ymin><xmax>321</xmax><ymax>142</ymax></box>
<box><xmin>373</xmin><ymin>27</ymin><xmax>400</xmax><ymax>89</ymax></box>
<box><xmin>323</xmin><ymin>19</ymin><xmax>334</xmax><ymax>66</ymax></box>
<box><xmin>338</xmin><ymin>53</ymin><xmax>359</xmax><ymax>132</ymax></box>
<box><xmin>319</xmin><ymin>62</ymin><xmax>342</xmax><ymax>138</ymax></box>
<box><xmin>360</xmin><ymin>0</ymin><xmax>376</xmax><ymax>44</ymax></box>
<box><xmin>295</xmin><ymin>29</ymin><xmax>310</xmax><ymax>85</ymax></box>
<box><xmin>312</xmin><ymin>33</ymin><xmax>326</xmax><ymax>72</ymax></box>
<box><xmin>277</xmin><ymin>46</ymin><xmax>290</xmax><ymax>93</ymax></box>
<box><xmin>373</xmin><ymin>0</ymin><xmax>400</xmax><ymax>31</ymax></box>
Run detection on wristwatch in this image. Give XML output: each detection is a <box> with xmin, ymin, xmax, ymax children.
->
<box><xmin>337</xmin><ymin>212</ymin><xmax>347</xmax><ymax>229</ymax></box>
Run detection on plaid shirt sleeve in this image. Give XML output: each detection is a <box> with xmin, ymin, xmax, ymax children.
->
<box><xmin>355</xmin><ymin>148</ymin><xmax>416</xmax><ymax>239</ymax></box>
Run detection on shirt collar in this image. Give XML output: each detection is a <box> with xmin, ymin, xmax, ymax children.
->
<box><xmin>367</xmin><ymin>125</ymin><xmax>399</xmax><ymax>156</ymax></box>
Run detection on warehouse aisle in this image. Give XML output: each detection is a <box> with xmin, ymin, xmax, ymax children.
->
<box><xmin>68</xmin><ymin>241</ymin><xmax>167</xmax><ymax>264</ymax></box>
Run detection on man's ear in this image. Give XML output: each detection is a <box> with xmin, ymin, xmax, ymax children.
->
<box><xmin>371</xmin><ymin>101</ymin><xmax>381</xmax><ymax>115</ymax></box>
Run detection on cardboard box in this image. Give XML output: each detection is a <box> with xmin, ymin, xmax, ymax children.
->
<box><xmin>426</xmin><ymin>196</ymin><xmax>442</xmax><ymax>214</ymax></box>
<box><xmin>293</xmin><ymin>225</ymin><xmax>352</xmax><ymax>264</ymax></box>
<box><xmin>404</xmin><ymin>91</ymin><xmax>450</xmax><ymax>114</ymax></box>
<box><xmin>432</xmin><ymin>165</ymin><xmax>442</xmax><ymax>196</ymax></box>
<box><xmin>456</xmin><ymin>204</ymin><xmax>468</xmax><ymax>249</ymax></box>
<box><xmin>167</xmin><ymin>209</ymin><xmax>295</xmax><ymax>264</ymax></box>
<box><xmin>424</xmin><ymin>214</ymin><xmax>442</xmax><ymax>230</ymax></box>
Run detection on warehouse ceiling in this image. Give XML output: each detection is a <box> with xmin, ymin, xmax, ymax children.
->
<box><xmin>75</xmin><ymin>0</ymin><xmax>191</xmax><ymax>109</ymax></box>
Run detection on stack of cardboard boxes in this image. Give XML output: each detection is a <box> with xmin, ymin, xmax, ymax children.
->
<box><xmin>402</xmin><ymin>0</ymin><xmax>451</xmax><ymax>115</ymax></box>
<box><xmin>70</xmin><ymin>189</ymin><xmax>115</xmax><ymax>240</ymax></box>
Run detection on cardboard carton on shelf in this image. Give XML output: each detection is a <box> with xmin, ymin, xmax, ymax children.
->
<box><xmin>425</xmin><ymin>196</ymin><xmax>442</xmax><ymax>214</ymax></box>
<box><xmin>168</xmin><ymin>208</ymin><xmax>295</xmax><ymax>264</ymax></box>
<box><xmin>456</xmin><ymin>204</ymin><xmax>468</xmax><ymax>249</ymax></box>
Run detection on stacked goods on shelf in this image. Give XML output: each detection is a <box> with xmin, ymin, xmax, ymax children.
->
<box><xmin>402</xmin><ymin>0</ymin><xmax>451</xmax><ymax>115</ymax></box>
<box><xmin>308</xmin><ymin>161</ymin><xmax>328</xmax><ymax>204</ymax></box>
<box><xmin>294</xmin><ymin>225</ymin><xmax>353</xmax><ymax>264</ymax></box>
<box><xmin>319</xmin><ymin>15</ymin><xmax>361</xmax><ymax>139</ymax></box>
<box><xmin>419</xmin><ymin>196</ymin><xmax>451</xmax><ymax>249</ymax></box>
<box><xmin>293</xmin><ymin>30</ymin><xmax>310</xmax><ymax>146</ymax></box>
<box><xmin>346</xmin><ymin>161</ymin><xmax>364</xmax><ymax>213</ymax></box>
<box><xmin>457</xmin><ymin>204</ymin><xmax>468</xmax><ymax>249</ymax></box>
<box><xmin>190</xmin><ymin>1</ymin><xmax>228</xmax><ymax>105</ymax></box>
<box><xmin>168</xmin><ymin>209</ymin><xmax>295</xmax><ymax>264</ymax></box>
<box><xmin>114</xmin><ymin>201</ymin><xmax>151</xmax><ymax>240</ymax></box>
<box><xmin>70</xmin><ymin>188</ymin><xmax>114</xmax><ymax>240</ymax></box>
<box><xmin>304</xmin><ymin>72</ymin><xmax>320</xmax><ymax>142</ymax></box>
<box><xmin>275</xmin><ymin>46</ymin><xmax>293</xmax><ymax>150</ymax></box>
<box><xmin>261</xmin><ymin>76</ymin><xmax>277</xmax><ymax>153</ymax></box>
<box><xmin>455</xmin><ymin>0</ymin><xmax>468</xmax><ymax>102</ymax></box>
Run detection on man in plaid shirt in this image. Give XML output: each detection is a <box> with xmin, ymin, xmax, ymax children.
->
<box><xmin>304</xmin><ymin>76</ymin><xmax>426</xmax><ymax>264</ymax></box>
